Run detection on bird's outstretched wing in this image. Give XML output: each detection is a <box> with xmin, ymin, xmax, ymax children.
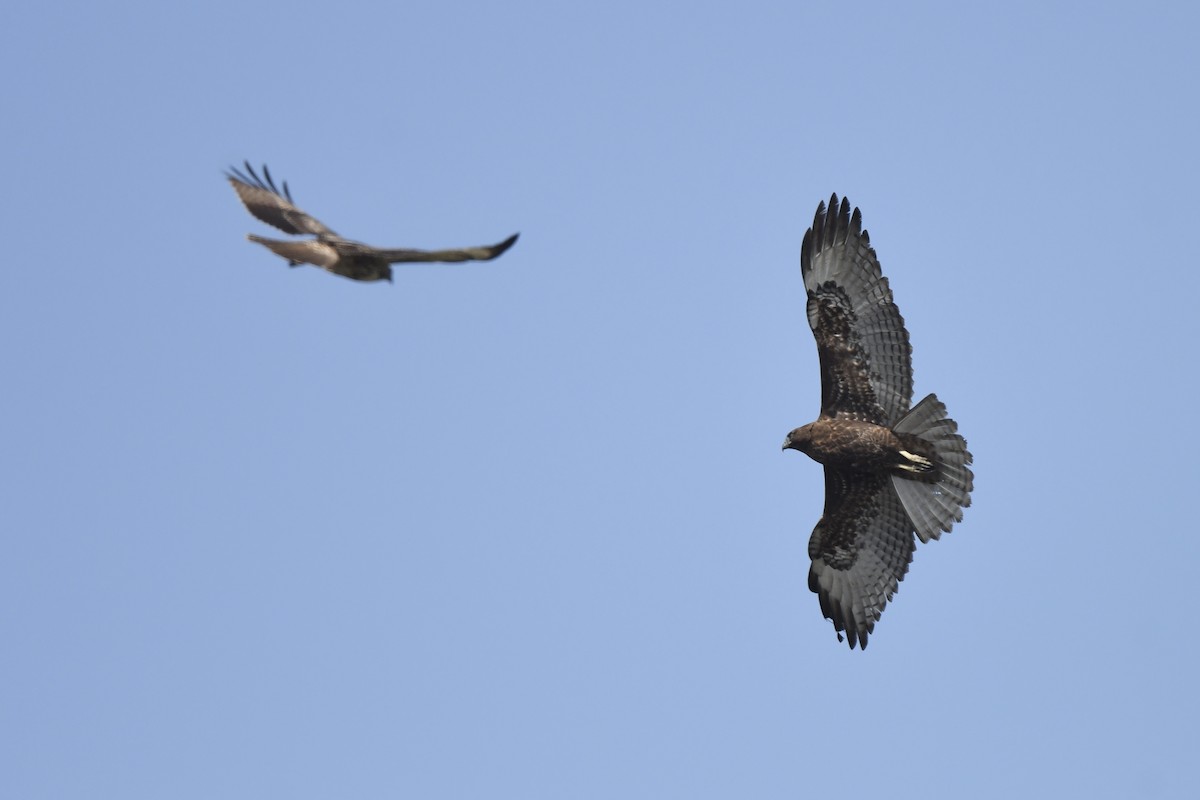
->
<box><xmin>807</xmin><ymin>468</ymin><xmax>915</xmax><ymax>649</ymax></box>
<box><xmin>226</xmin><ymin>162</ymin><xmax>338</xmax><ymax>237</ymax></box>
<box><xmin>375</xmin><ymin>233</ymin><xmax>520</xmax><ymax>264</ymax></box>
<box><xmin>802</xmin><ymin>195</ymin><xmax>912</xmax><ymax>426</ymax></box>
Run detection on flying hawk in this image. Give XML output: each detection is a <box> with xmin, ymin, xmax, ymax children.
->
<box><xmin>226</xmin><ymin>162</ymin><xmax>519</xmax><ymax>282</ymax></box>
<box><xmin>783</xmin><ymin>194</ymin><xmax>973</xmax><ymax>649</ymax></box>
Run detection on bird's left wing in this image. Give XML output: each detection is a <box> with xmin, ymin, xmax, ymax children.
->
<box><xmin>802</xmin><ymin>195</ymin><xmax>912</xmax><ymax>425</ymax></box>
<box><xmin>807</xmin><ymin>467</ymin><xmax>916</xmax><ymax>649</ymax></box>
<box><xmin>227</xmin><ymin>162</ymin><xmax>338</xmax><ymax>237</ymax></box>
<box><xmin>375</xmin><ymin>233</ymin><xmax>519</xmax><ymax>263</ymax></box>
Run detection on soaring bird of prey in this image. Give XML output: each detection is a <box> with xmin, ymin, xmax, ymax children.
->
<box><xmin>226</xmin><ymin>162</ymin><xmax>519</xmax><ymax>282</ymax></box>
<box><xmin>782</xmin><ymin>194</ymin><xmax>973</xmax><ymax>649</ymax></box>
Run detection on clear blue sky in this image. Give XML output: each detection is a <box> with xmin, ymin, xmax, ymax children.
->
<box><xmin>3</xmin><ymin>1</ymin><xmax>1198</xmax><ymax>797</ymax></box>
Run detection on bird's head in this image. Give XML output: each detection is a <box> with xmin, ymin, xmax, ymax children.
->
<box><xmin>782</xmin><ymin>424</ymin><xmax>814</xmax><ymax>455</ymax></box>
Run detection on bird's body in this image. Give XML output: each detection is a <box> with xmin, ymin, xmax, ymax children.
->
<box><xmin>786</xmin><ymin>418</ymin><xmax>937</xmax><ymax>476</ymax></box>
<box><xmin>783</xmin><ymin>195</ymin><xmax>973</xmax><ymax>649</ymax></box>
<box><xmin>226</xmin><ymin>162</ymin><xmax>518</xmax><ymax>282</ymax></box>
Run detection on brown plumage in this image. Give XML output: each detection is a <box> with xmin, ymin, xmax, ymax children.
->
<box><xmin>226</xmin><ymin>162</ymin><xmax>519</xmax><ymax>282</ymax></box>
<box><xmin>782</xmin><ymin>195</ymin><xmax>973</xmax><ymax>649</ymax></box>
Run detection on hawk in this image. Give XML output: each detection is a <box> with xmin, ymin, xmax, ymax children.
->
<box><xmin>782</xmin><ymin>195</ymin><xmax>973</xmax><ymax>649</ymax></box>
<box><xmin>226</xmin><ymin>162</ymin><xmax>519</xmax><ymax>282</ymax></box>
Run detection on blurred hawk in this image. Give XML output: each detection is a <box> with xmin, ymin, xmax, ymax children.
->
<box><xmin>226</xmin><ymin>162</ymin><xmax>518</xmax><ymax>282</ymax></box>
<box><xmin>783</xmin><ymin>195</ymin><xmax>973</xmax><ymax>649</ymax></box>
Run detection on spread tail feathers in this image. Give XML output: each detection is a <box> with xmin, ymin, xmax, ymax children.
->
<box><xmin>891</xmin><ymin>393</ymin><xmax>973</xmax><ymax>543</ymax></box>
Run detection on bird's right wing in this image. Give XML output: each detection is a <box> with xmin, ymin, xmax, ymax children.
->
<box><xmin>807</xmin><ymin>467</ymin><xmax>916</xmax><ymax>649</ymax></box>
<box><xmin>227</xmin><ymin>162</ymin><xmax>338</xmax><ymax>237</ymax></box>
<box><xmin>376</xmin><ymin>233</ymin><xmax>519</xmax><ymax>263</ymax></box>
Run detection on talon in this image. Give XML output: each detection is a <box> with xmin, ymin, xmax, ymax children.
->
<box><xmin>898</xmin><ymin>450</ymin><xmax>934</xmax><ymax>473</ymax></box>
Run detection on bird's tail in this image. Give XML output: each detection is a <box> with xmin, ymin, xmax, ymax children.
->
<box><xmin>247</xmin><ymin>234</ymin><xmax>305</xmax><ymax>267</ymax></box>
<box><xmin>890</xmin><ymin>393</ymin><xmax>973</xmax><ymax>543</ymax></box>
